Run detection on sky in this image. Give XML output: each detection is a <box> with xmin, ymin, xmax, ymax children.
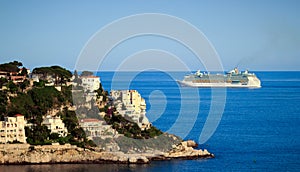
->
<box><xmin>0</xmin><ymin>0</ymin><xmax>299</xmax><ymax>71</ymax></box>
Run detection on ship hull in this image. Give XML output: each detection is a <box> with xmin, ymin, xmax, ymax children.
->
<box><xmin>176</xmin><ymin>80</ymin><xmax>261</xmax><ymax>88</ymax></box>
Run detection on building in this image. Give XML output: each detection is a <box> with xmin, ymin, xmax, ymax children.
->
<box><xmin>0</xmin><ymin>114</ymin><xmax>27</xmax><ymax>143</ymax></box>
<box><xmin>0</xmin><ymin>71</ymin><xmax>7</xmax><ymax>78</ymax></box>
<box><xmin>110</xmin><ymin>90</ymin><xmax>150</xmax><ymax>130</ymax></box>
<box><xmin>80</xmin><ymin>76</ymin><xmax>100</xmax><ymax>92</ymax></box>
<box><xmin>111</xmin><ymin>90</ymin><xmax>146</xmax><ymax>114</ymax></box>
<box><xmin>79</xmin><ymin>118</ymin><xmax>111</xmax><ymax>138</ymax></box>
<box><xmin>42</xmin><ymin>115</ymin><xmax>68</xmax><ymax>137</ymax></box>
<box><xmin>9</xmin><ymin>75</ymin><xmax>26</xmax><ymax>84</ymax></box>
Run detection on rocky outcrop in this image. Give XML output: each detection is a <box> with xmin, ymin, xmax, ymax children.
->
<box><xmin>0</xmin><ymin>141</ymin><xmax>213</xmax><ymax>164</ymax></box>
<box><xmin>163</xmin><ymin>140</ymin><xmax>213</xmax><ymax>159</ymax></box>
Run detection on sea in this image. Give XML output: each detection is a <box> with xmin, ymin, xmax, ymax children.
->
<box><xmin>1</xmin><ymin>71</ymin><xmax>299</xmax><ymax>171</ymax></box>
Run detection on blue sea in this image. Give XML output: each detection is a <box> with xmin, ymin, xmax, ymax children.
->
<box><xmin>1</xmin><ymin>71</ymin><xmax>300</xmax><ymax>171</ymax></box>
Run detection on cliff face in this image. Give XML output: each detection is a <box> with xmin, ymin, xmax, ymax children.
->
<box><xmin>0</xmin><ymin>142</ymin><xmax>213</xmax><ymax>164</ymax></box>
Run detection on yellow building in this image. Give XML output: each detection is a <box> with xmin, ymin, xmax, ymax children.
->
<box><xmin>110</xmin><ymin>90</ymin><xmax>150</xmax><ymax>130</ymax></box>
<box><xmin>120</xmin><ymin>90</ymin><xmax>146</xmax><ymax>113</ymax></box>
<box><xmin>0</xmin><ymin>114</ymin><xmax>27</xmax><ymax>143</ymax></box>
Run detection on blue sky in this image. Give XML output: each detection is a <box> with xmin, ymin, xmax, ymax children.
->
<box><xmin>0</xmin><ymin>0</ymin><xmax>299</xmax><ymax>71</ymax></box>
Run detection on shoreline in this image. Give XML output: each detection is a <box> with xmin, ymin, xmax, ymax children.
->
<box><xmin>0</xmin><ymin>141</ymin><xmax>214</xmax><ymax>165</ymax></box>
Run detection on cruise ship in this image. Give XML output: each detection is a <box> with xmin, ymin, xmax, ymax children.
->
<box><xmin>177</xmin><ymin>68</ymin><xmax>261</xmax><ymax>88</ymax></box>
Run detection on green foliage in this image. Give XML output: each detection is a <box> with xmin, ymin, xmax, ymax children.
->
<box><xmin>0</xmin><ymin>61</ymin><xmax>22</xmax><ymax>72</ymax></box>
<box><xmin>28</xmin><ymin>87</ymin><xmax>64</xmax><ymax>114</ymax></box>
<box><xmin>20</xmin><ymin>67</ymin><xmax>28</xmax><ymax>76</ymax></box>
<box><xmin>7</xmin><ymin>80</ymin><xmax>18</xmax><ymax>93</ymax></box>
<box><xmin>25</xmin><ymin>125</ymin><xmax>51</xmax><ymax>145</ymax></box>
<box><xmin>7</xmin><ymin>86</ymin><xmax>65</xmax><ymax>125</ymax></box>
<box><xmin>32</xmin><ymin>66</ymin><xmax>72</xmax><ymax>86</ymax></box>
<box><xmin>95</xmin><ymin>83</ymin><xmax>108</xmax><ymax>102</ymax></box>
<box><xmin>49</xmin><ymin>133</ymin><xmax>60</xmax><ymax>140</ymax></box>
<box><xmin>104</xmin><ymin>113</ymin><xmax>163</xmax><ymax>139</ymax></box>
<box><xmin>33</xmin><ymin>80</ymin><xmax>46</xmax><ymax>87</ymax></box>
<box><xmin>51</xmin><ymin>66</ymin><xmax>72</xmax><ymax>85</ymax></box>
<box><xmin>61</xmin><ymin>86</ymin><xmax>72</xmax><ymax>104</ymax></box>
<box><xmin>19</xmin><ymin>79</ymin><xmax>30</xmax><ymax>91</ymax></box>
<box><xmin>0</xmin><ymin>77</ymin><xmax>8</xmax><ymax>88</ymax></box>
<box><xmin>142</xmin><ymin>126</ymin><xmax>163</xmax><ymax>138</ymax></box>
<box><xmin>0</xmin><ymin>91</ymin><xmax>7</xmax><ymax>118</ymax></box>
<box><xmin>71</xmin><ymin>127</ymin><xmax>86</xmax><ymax>141</ymax></box>
<box><xmin>61</xmin><ymin>109</ymin><xmax>78</xmax><ymax>132</ymax></box>
<box><xmin>60</xmin><ymin>109</ymin><xmax>96</xmax><ymax>147</ymax></box>
<box><xmin>8</xmin><ymin>92</ymin><xmax>34</xmax><ymax>118</ymax></box>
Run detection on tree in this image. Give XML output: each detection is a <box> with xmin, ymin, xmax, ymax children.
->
<box><xmin>0</xmin><ymin>62</ymin><xmax>20</xmax><ymax>73</ymax></box>
<box><xmin>20</xmin><ymin>67</ymin><xmax>28</xmax><ymax>76</ymax></box>
<box><xmin>7</xmin><ymin>92</ymin><xmax>34</xmax><ymax>118</ymax></box>
<box><xmin>0</xmin><ymin>91</ymin><xmax>7</xmax><ymax>118</ymax></box>
<box><xmin>10</xmin><ymin>61</ymin><xmax>23</xmax><ymax>67</ymax></box>
<box><xmin>51</xmin><ymin>66</ymin><xmax>72</xmax><ymax>86</ymax></box>
<box><xmin>33</xmin><ymin>66</ymin><xmax>72</xmax><ymax>86</ymax></box>
<box><xmin>7</xmin><ymin>80</ymin><xmax>18</xmax><ymax>93</ymax></box>
<box><xmin>25</xmin><ymin>125</ymin><xmax>51</xmax><ymax>145</ymax></box>
<box><xmin>19</xmin><ymin>79</ymin><xmax>30</xmax><ymax>92</ymax></box>
<box><xmin>0</xmin><ymin>77</ymin><xmax>8</xmax><ymax>88</ymax></box>
<box><xmin>73</xmin><ymin>70</ymin><xmax>82</xmax><ymax>85</ymax></box>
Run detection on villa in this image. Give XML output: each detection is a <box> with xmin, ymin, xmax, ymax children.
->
<box><xmin>0</xmin><ymin>114</ymin><xmax>27</xmax><ymax>143</ymax></box>
<box><xmin>80</xmin><ymin>75</ymin><xmax>101</xmax><ymax>92</ymax></box>
<box><xmin>42</xmin><ymin>115</ymin><xmax>68</xmax><ymax>137</ymax></box>
<box><xmin>79</xmin><ymin>118</ymin><xmax>112</xmax><ymax>139</ymax></box>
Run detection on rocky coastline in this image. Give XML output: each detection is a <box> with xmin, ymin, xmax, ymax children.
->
<box><xmin>0</xmin><ymin>140</ymin><xmax>213</xmax><ymax>164</ymax></box>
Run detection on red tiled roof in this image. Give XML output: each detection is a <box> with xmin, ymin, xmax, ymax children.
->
<box><xmin>14</xmin><ymin>114</ymin><xmax>23</xmax><ymax>117</ymax></box>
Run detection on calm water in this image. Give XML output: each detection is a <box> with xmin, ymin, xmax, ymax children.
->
<box><xmin>1</xmin><ymin>71</ymin><xmax>300</xmax><ymax>171</ymax></box>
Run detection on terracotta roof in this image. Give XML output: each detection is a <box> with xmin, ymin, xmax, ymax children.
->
<box><xmin>14</xmin><ymin>114</ymin><xmax>23</xmax><ymax>117</ymax></box>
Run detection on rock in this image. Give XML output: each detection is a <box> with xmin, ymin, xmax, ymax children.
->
<box><xmin>181</xmin><ymin>141</ymin><xmax>188</xmax><ymax>147</ymax></box>
<box><xmin>203</xmin><ymin>149</ymin><xmax>209</xmax><ymax>155</ymax></box>
<box><xmin>186</xmin><ymin>140</ymin><xmax>198</xmax><ymax>148</ymax></box>
<box><xmin>129</xmin><ymin>157</ymin><xmax>137</xmax><ymax>163</ymax></box>
<box><xmin>139</xmin><ymin>156</ymin><xmax>149</xmax><ymax>163</ymax></box>
<box><xmin>0</xmin><ymin>140</ymin><xmax>213</xmax><ymax>165</ymax></box>
<box><xmin>118</xmin><ymin>156</ymin><xmax>128</xmax><ymax>162</ymax></box>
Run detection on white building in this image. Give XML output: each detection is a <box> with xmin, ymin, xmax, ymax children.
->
<box><xmin>80</xmin><ymin>76</ymin><xmax>100</xmax><ymax>92</ymax></box>
<box><xmin>110</xmin><ymin>90</ymin><xmax>150</xmax><ymax>130</ymax></box>
<box><xmin>79</xmin><ymin>118</ymin><xmax>112</xmax><ymax>139</ymax></box>
<box><xmin>0</xmin><ymin>114</ymin><xmax>27</xmax><ymax>143</ymax></box>
<box><xmin>42</xmin><ymin>115</ymin><xmax>68</xmax><ymax>137</ymax></box>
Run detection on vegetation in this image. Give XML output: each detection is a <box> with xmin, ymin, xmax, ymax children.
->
<box><xmin>0</xmin><ymin>61</ymin><xmax>22</xmax><ymax>73</ymax></box>
<box><xmin>59</xmin><ymin>109</ymin><xmax>96</xmax><ymax>147</ymax></box>
<box><xmin>104</xmin><ymin>113</ymin><xmax>163</xmax><ymax>139</ymax></box>
<box><xmin>0</xmin><ymin>91</ymin><xmax>7</xmax><ymax>119</ymax></box>
<box><xmin>95</xmin><ymin>83</ymin><xmax>108</xmax><ymax>102</ymax></box>
<box><xmin>32</xmin><ymin>66</ymin><xmax>72</xmax><ymax>86</ymax></box>
<box><xmin>0</xmin><ymin>77</ymin><xmax>8</xmax><ymax>88</ymax></box>
<box><xmin>25</xmin><ymin>125</ymin><xmax>51</xmax><ymax>145</ymax></box>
